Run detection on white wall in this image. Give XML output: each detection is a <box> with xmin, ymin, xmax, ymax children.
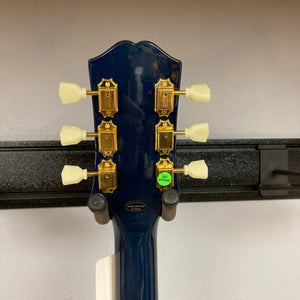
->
<box><xmin>1</xmin><ymin>0</ymin><xmax>300</xmax><ymax>299</ymax></box>
<box><xmin>1</xmin><ymin>202</ymin><xmax>300</xmax><ymax>300</ymax></box>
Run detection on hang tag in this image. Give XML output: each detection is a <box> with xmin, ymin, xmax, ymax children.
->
<box><xmin>96</xmin><ymin>254</ymin><xmax>115</xmax><ymax>300</ymax></box>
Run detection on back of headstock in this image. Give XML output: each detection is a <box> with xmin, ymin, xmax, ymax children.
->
<box><xmin>87</xmin><ymin>41</ymin><xmax>181</xmax><ymax>229</ymax></box>
<box><xmin>59</xmin><ymin>41</ymin><xmax>210</xmax><ymax>300</ymax></box>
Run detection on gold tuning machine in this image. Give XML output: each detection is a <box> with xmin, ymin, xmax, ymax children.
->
<box><xmin>155</xmin><ymin>78</ymin><xmax>211</xmax><ymax>117</ymax></box>
<box><xmin>61</xmin><ymin>159</ymin><xmax>117</xmax><ymax>193</ymax></box>
<box><xmin>156</xmin><ymin>158</ymin><xmax>208</xmax><ymax>191</ymax></box>
<box><xmin>155</xmin><ymin>120</ymin><xmax>209</xmax><ymax>155</ymax></box>
<box><xmin>97</xmin><ymin>159</ymin><xmax>117</xmax><ymax>194</ymax></box>
<box><xmin>60</xmin><ymin>120</ymin><xmax>117</xmax><ymax>157</ymax></box>
<box><xmin>97</xmin><ymin>121</ymin><xmax>118</xmax><ymax>157</ymax></box>
<box><xmin>97</xmin><ymin>78</ymin><xmax>118</xmax><ymax>118</ymax></box>
<box><xmin>59</xmin><ymin>78</ymin><xmax>118</xmax><ymax>118</ymax></box>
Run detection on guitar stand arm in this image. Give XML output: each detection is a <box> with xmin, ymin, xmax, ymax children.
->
<box><xmin>88</xmin><ymin>193</ymin><xmax>110</xmax><ymax>225</ymax></box>
<box><xmin>161</xmin><ymin>189</ymin><xmax>179</xmax><ymax>221</ymax></box>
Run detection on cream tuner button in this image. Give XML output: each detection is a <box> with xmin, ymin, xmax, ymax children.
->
<box><xmin>185</xmin><ymin>84</ymin><xmax>211</xmax><ymax>103</ymax></box>
<box><xmin>59</xmin><ymin>82</ymin><xmax>87</xmax><ymax>104</ymax></box>
<box><xmin>60</xmin><ymin>126</ymin><xmax>87</xmax><ymax>146</ymax></box>
<box><xmin>183</xmin><ymin>160</ymin><xmax>208</xmax><ymax>179</ymax></box>
<box><xmin>184</xmin><ymin>123</ymin><xmax>209</xmax><ymax>142</ymax></box>
<box><xmin>61</xmin><ymin>165</ymin><xmax>88</xmax><ymax>185</ymax></box>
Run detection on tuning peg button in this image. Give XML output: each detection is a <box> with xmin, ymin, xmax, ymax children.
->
<box><xmin>173</xmin><ymin>160</ymin><xmax>208</xmax><ymax>179</ymax></box>
<box><xmin>61</xmin><ymin>165</ymin><xmax>88</xmax><ymax>185</ymax></box>
<box><xmin>59</xmin><ymin>82</ymin><xmax>88</xmax><ymax>104</ymax></box>
<box><xmin>183</xmin><ymin>160</ymin><xmax>208</xmax><ymax>179</ymax></box>
<box><xmin>174</xmin><ymin>122</ymin><xmax>209</xmax><ymax>143</ymax></box>
<box><xmin>60</xmin><ymin>126</ymin><xmax>87</xmax><ymax>146</ymax></box>
<box><xmin>184</xmin><ymin>123</ymin><xmax>209</xmax><ymax>142</ymax></box>
<box><xmin>184</xmin><ymin>84</ymin><xmax>211</xmax><ymax>103</ymax></box>
<box><xmin>60</xmin><ymin>125</ymin><xmax>98</xmax><ymax>146</ymax></box>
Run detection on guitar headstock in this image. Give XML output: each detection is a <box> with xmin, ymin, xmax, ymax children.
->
<box><xmin>59</xmin><ymin>41</ymin><xmax>210</xmax><ymax>225</ymax></box>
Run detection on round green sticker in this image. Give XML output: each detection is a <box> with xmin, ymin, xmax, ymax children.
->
<box><xmin>157</xmin><ymin>172</ymin><xmax>172</xmax><ymax>186</ymax></box>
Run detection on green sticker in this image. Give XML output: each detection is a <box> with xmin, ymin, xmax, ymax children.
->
<box><xmin>157</xmin><ymin>172</ymin><xmax>172</xmax><ymax>186</ymax></box>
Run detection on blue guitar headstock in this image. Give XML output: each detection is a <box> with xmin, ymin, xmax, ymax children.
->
<box><xmin>59</xmin><ymin>41</ymin><xmax>210</xmax><ymax>300</ymax></box>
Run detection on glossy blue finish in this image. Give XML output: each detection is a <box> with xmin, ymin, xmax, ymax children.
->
<box><xmin>88</xmin><ymin>41</ymin><xmax>181</xmax><ymax>300</ymax></box>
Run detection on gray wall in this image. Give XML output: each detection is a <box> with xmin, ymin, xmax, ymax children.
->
<box><xmin>1</xmin><ymin>0</ymin><xmax>300</xmax><ymax>299</ymax></box>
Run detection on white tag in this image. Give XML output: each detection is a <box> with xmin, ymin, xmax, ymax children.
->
<box><xmin>96</xmin><ymin>254</ymin><xmax>115</xmax><ymax>300</ymax></box>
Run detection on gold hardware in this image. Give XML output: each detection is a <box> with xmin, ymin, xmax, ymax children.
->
<box><xmin>98</xmin><ymin>159</ymin><xmax>117</xmax><ymax>194</ymax></box>
<box><xmin>84</xmin><ymin>121</ymin><xmax>118</xmax><ymax>157</ymax></box>
<box><xmin>155</xmin><ymin>120</ymin><xmax>194</xmax><ymax>155</ymax></box>
<box><xmin>155</xmin><ymin>119</ymin><xmax>174</xmax><ymax>155</ymax></box>
<box><xmin>85</xmin><ymin>159</ymin><xmax>117</xmax><ymax>193</ymax></box>
<box><xmin>154</xmin><ymin>78</ymin><xmax>175</xmax><ymax>117</ymax></box>
<box><xmin>155</xmin><ymin>78</ymin><xmax>210</xmax><ymax>117</ymax></box>
<box><xmin>156</xmin><ymin>158</ymin><xmax>193</xmax><ymax>191</ymax></box>
<box><xmin>87</xmin><ymin>78</ymin><xmax>118</xmax><ymax>118</ymax></box>
<box><xmin>174</xmin><ymin>130</ymin><xmax>185</xmax><ymax>135</ymax></box>
<box><xmin>86</xmin><ymin>132</ymin><xmax>98</xmax><ymax>138</ymax></box>
<box><xmin>97</xmin><ymin>120</ymin><xmax>118</xmax><ymax>157</ymax></box>
<box><xmin>173</xmin><ymin>168</ymin><xmax>185</xmax><ymax>173</ymax></box>
<box><xmin>87</xmin><ymin>171</ymin><xmax>99</xmax><ymax>177</ymax></box>
<box><xmin>156</xmin><ymin>158</ymin><xmax>174</xmax><ymax>191</ymax></box>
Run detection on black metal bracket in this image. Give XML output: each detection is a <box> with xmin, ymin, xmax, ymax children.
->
<box><xmin>259</xmin><ymin>145</ymin><xmax>292</xmax><ymax>197</ymax></box>
<box><xmin>1</xmin><ymin>139</ymin><xmax>300</xmax><ymax>209</ymax></box>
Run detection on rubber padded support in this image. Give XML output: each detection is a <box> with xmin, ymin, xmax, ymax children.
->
<box><xmin>161</xmin><ymin>189</ymin><xmax>179</xmax><ymax>221</ymax></box>
<box><xmin>88</xmin><ymin>193</ymin><xmax>110</xmax><ymax>225</ymax></box>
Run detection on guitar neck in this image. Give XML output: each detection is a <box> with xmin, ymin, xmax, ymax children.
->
<box><xmin>113</xmin><ymin>218</ymin><xmax>159</xmax><ymax>300</ymax></box>
<box><xmin>88</xmin><ymin>41</ymin><xmax>181</xmax><ymax>300</ymax></box>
